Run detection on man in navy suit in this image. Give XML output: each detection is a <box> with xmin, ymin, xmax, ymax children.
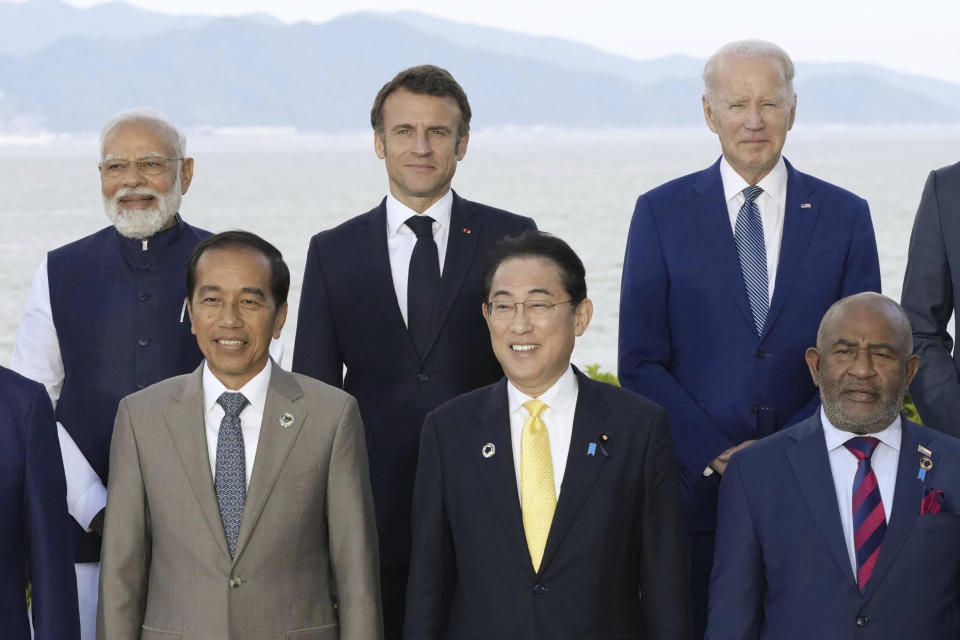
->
<box><xmin>0</xmin><ymin>366</ymin><xmax>80</xmax><ymax>639</ymax></box>
<box><xmin>292</xmin><ymin>65</ymin><xmax>535</xmax><ymax>638</ymax></box>
<box><xmin>708</xmin><ymin>293</ymin><xmax>960</xmax><ymax>639</ymax></box>
<box><xmin>405</xmin><ymin>231</ymin><xmax>691</xmax><ymax>640</ymax></box>
<box><xmin>617</xmin><ymin>40</ymin><xmax>881</xmax><ymax>636</ymax></box>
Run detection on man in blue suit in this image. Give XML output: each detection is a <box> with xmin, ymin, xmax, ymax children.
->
<box><xmin>0</xmin><ymin>365</ymin><xmax>80</xmax><ymax>639</ymax></box>
<box><xmin>708</xmin><ymin>293</ymin><xmax>960</xmax><ymax>639</ymax></box>
<box><xmin>292</xmin><ymin>65</ymin><xmax>535</xmax><ymax>639</ymax></box>
<box><xmin>406</xmin><ymin>231</ymin><xmax>691</xmax><ymax>639</ymax></box>
<box><xmin>618</xmin><ymin>40</ymin><xmax>881</xmax><ymax>636</ymax></box>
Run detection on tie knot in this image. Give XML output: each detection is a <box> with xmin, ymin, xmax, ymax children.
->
<box><xmin>523</xmin><ymin>399</ymin><xmax>549</xmax><ymax>420</ymax></box>
<box><xmin>742</xmin><ymin>185</ymin><xmax>764</xmax><ymax>203</ymax></box>
<box><xmin>844</xmin><ymin>436</ymin><xmax>880</xmax><ymax>461</ymax></box>
<box><xmin>217</xmin><ymin>392</ymin><xmax>249</xmax><ymax>419</ymax></box>
<box><xmin>405</xmin><ymin>215</ymin><xmax>435</xmax><ymax>239</ymax></box>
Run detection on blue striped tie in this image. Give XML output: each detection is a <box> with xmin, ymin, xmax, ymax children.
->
<box><xmin>735</xmin><ymin>186</ymin><xmax>768</xmax><ymax>335</ymax></box>
<box><xmin>844</xmin><ymin>436</ymin><xmax>886</xmax><ymax>591</ymax></box>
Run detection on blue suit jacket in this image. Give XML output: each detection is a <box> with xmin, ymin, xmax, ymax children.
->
<box><xmin>901</xmin><ymin>161</ymin><xmax>960</xmax><ymax>435</ymax></box>
<box><xmin>0</xmin><ymin>366</ymin><xmax>79</xmax><ymax>639</ymax></box>
<box><xmin>292</xmin><ymin>192</ymin><xmax>535</xmax><ymax>568</ymax></box>
<box><xmin>404</xmin><ymin>370</ymin><xmax>692</xmax><ymax>640</ymax></box>
<box><xmin>707</xmin><ymin>414</ymin><xmax>960</xmax><ymax>639</ymax></box>
<box><xmin>618</xmin><ymin>157</ymin><xmax>881</xmax><ymax>530</ymax></box>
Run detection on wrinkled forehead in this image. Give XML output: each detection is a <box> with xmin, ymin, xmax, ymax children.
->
<box><xmin>820</xmin><ymin>300</ymin><xmax>912</xmax><ymax>352</ymax></box>
<box><xmin>101</xmin><ymin>120</ymin><xmax>178</xmax><ymax>159</ymax></box>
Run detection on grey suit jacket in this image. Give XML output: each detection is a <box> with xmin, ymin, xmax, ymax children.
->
<box><xmin>902</xmin><ymin>161</ymin><xmax>960</xmax><ymax>435</ymax></box>
<box><xmin>97</xmin><ymin>363</ymin><xmax>383</xmax><ymax>640</ymax></box>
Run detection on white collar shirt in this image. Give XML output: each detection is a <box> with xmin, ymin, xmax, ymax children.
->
<box><xmin>202</xmin><ymin>358</ymin><xmax>273</xmax><ymax>486</ymax></box>
<box><xmin>821</xmin><ymin>407</ymin><xmax>901</xmax><ymax>579</ymax></box>
<box><xmin>507</xmin><ymin>365</ymin><xmax>579</xmax><ymax>502</ymax></box>
<box><xmin>385</xmin><ymin>190</ymin><xmax>453</xmax><ymax>326</ymax></box>
<box><xmin>720</xmin><ymin>155</ymin><xmax>788</xmax><ymax>303</ymax></box>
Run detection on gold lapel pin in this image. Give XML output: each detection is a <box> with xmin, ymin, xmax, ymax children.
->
<box><xmin>921</xmin><ymin>456</ymin><xmax>934</xmax><ymax>471</ymax></box>
<box><xmin>279</xmin><ymin>413</ymin><xmax>295</xmax><ymax>428</ymax></box>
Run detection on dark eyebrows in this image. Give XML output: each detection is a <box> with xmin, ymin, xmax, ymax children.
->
<box><xmin>194</xmin><ymin>285</ymin><xmax>266</xmax><ymax>299</ymax></box>
<box><xmin>391</xmin><ymin>123</ymin><xmax>452</xmax><ymax>132</ymax></box>
<box><xmin>195</xmin><ymin>285</ymin><xmax>222</xmax><ymax>297</ymax></box>
<box><xmin>241</xmin><ymin>287</ymin><xmax>267</xmax><ymax>299</ymax></box>
<box><xmin>832</xmin><ymin>338</ymin><xmax>898</xmax><ymax>352</ymax></box>
<box><xmin>490</xmin><ymin>287</ymin><xmax>555</xmax><ymax>298</ymax></box>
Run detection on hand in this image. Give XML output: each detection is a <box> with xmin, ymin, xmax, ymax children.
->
<box><xmin>89</xmin><ymin>508</ymin><xmax>106</xmax><ymax>536</ymax></box>
<box><xmin>708</xmin><ymin>439</ymin><xmax>757</xmax><ymax>476</ymax></box>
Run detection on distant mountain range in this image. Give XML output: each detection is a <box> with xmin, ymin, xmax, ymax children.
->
<box><xmin>1</xmin><ymin>0</ymin><xmax>958</xmax><ymax>133</ymax></box>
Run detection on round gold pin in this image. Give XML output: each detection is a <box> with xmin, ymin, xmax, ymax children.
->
<box><xmin>920</xmin><ymin>456</ymin><xmax>933</xmax><ymax>471</ymax></box>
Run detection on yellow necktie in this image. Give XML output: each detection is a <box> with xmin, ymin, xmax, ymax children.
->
<box><xmin>521</xmin><ymin>399</ymin><xmax>555</xmax><ymax>572</ymax></box>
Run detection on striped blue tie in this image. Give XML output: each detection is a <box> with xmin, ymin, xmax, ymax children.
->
<box><xmin>735</xmin><ymin>186</ymin><xmax>768</xmax><ymax>335</ymax></box>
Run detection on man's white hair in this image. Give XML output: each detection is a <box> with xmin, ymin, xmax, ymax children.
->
<box><xmin>99</xmin><ymin>107</ymin><xmax>186</xmax><ymax>160</ymax></box>
<box><xmin>702</xmin><ymin>40</ymin><xmax>796</xmax><ymax>105</ymax></box>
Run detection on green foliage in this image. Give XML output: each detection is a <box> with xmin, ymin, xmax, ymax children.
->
<box><xmin>26</xmin><ymin>579</ymin><xmax>31</xmax><ymax>607</ymax></box>
<box><xmin>903</xmin><ymin>393</ymin><xmax>923</xmax><ymax>424</ymax></box>
<box><xmin>583</xmin><ymin>364</ymin><xmax>620</xmax><ymax>387</ymax></box>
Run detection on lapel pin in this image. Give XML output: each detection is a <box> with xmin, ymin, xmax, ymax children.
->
<box><xmin>279</xmin><ymin>413</ymin><xmax>295</xmax><ymax>429</ymax></box>
<box><xmin>482</xmin><ymin>442</ymin><xmax>496</xmax><ymax>458</ymax></box>
<box><xmin>587</xmin><ymin>442</ymin><xmax>597</xmax><ymax>456</ymax></box>
<box><xmin>919</xmin><ymin>445</ymin><xmax>933</xmax><ymax>456</ymax></box>
<box><xmin>462</xmin><ymin>227</ymin><xmax>471</xmax><ymax>234</ymax></box>
<box><xmin>918</xmin><ymin>445</ymin><xmax>935</xmax><ymax>481</ymax></box>
<box><xmin>599</xmin><ymin>433</ymin><xmax>610</xmax><ymax>457</ymax></box>
<box><xmin>800</xmin><ymin>203</ymin><xmax>812</xmax><ymax>209</ymax></box>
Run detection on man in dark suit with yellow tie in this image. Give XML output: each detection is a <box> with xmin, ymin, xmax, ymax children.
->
<box><xmin>405</xmin><ymin>231</ymin><xmax>691</xmax><ymax>640</ymax></box>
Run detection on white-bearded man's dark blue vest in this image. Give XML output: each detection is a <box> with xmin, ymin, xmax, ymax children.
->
<box><xmin>47</xmin><ymin>217</ymin><xmax>210</xmax><ymax>562</ymax></box>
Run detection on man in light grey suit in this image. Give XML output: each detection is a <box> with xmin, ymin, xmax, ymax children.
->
<box><xmin>902</xmin><ymin>161</ymin><xmax>960</xmax><ymax>435</ymax></box>
<box><xmin>97</xmin><ymin>231</ymin><xmax>383</xmax><ymax>640</ymax></box>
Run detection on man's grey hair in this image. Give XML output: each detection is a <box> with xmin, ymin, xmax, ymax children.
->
<box><xmin>99</xmin><ymin>108</ymin><xmax>186</xmax><ymax>160</ymax></box>
<box><xmin>703</xmin><ymin>40</ymin><xmax>796</xmax><ymax>105</ymax></box>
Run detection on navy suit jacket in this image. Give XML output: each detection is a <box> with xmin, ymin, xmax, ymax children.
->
<box><xmin>0</xmin><ymin>366</ymin><xmax>79</xmax><ymax>639</ymax></box>
<box><xmin>292</xmin><ymin>192</ymin><xmax>535</xmax><ymax>567</ymax></box>
<box><xmin>404</xmin><ymin>370</ymin><xmax>692</xmax><ymax>640</ymax></box>
<box><xmin>901</xmin><ymin>161</ymin><xmax>960</xmax><ymax>435</ymax></box>
<box><xmin>618</xmin><ymin>157</ymin><xmax>881</xmax><ymax>530</ymax></box>
<box><xmin>708</xmin><ymin>413</ymin><xmax>960</xmax><ymax>639</ymax></box>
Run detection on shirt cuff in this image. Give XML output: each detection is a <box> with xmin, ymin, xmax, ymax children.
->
<box><xmin>702</xmin><ymin>466</ymin><xmax>715</xmax><ymax>477</ymax></box>
<box><xmin>74</xmin><ymin>481</ymin><xmax>108</xmax><ymax>532</ymax></box>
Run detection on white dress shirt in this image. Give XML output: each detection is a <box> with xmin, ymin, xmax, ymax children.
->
<box><xmin>507</xmin><ymin>365</ymin><xmax>579</xmax><ymax>502</ymax></box>
<box><xmin>202</xmin><ymin>358</ymin><xmax>273</xmax><ymax>486</ymax></box>
<box><xmin>821</xmin><ymin>407</ymin><xmax>900</xmax><ymax>578</ymax></box>
<box><xmin>385</xmin><ymin>190</ymin><xmax>453</xmax><ymax>326</ymax></box>
<box><xmin>720</xmin><ymin>155</ymin><xmax>788</xmax><ymax>303</ymax></box>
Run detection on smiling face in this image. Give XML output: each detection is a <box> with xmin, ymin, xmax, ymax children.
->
<box><xmin>482</xmin><ymin>256</ymin><xmax>592</xmax><ymax>397</ymax></box>
<box><xmin>188</xmin><ymin>246</ymin><xmax>287</xmax><ymax>390</ymax></box>
<box><xmin>374</xmin><ymin>88</ymin><xmax>468</xmax><ymax>213</ymax></box>
<box><xmin>100</xmin><ymin>119</ymin><xmax>194</xmax><ymax>239</ymax></box>
<box><xmin>703</xmin><ymin>55</ymin><xmax>796</xmax><ymax>185</ymax></box>
<box><xmin>805</xmin><ymin>296</ymin><xmax>920</xmax><ymax>434</ymax></box>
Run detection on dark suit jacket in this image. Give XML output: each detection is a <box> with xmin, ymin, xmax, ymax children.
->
<box><xmin>708</xmin><ymin>413</ymin><xmax>960</xmax><ymax>639</ymax></box>
<box><xmin>618</xmin><ymin>157</ymin><xmax>881</xmax><ymax>530</ymax></box>
<box><xmin>902</xmin><ymin>161</ymin><xmax>960</xmax><ymax>435</ymax></box>
<box><xmin>404</xmin><ymin>370</ymin><xmax>692</xmax><ymax>640</ymax></box>
<box><xmin>0</xmin><ymin>366</ymin><xmax>79</xmax><ymax>640</ymax></box>
<box><xmin>292</xmin><ymin>191</ymin><xmax>535</xmax><ymax>567</ymax></box>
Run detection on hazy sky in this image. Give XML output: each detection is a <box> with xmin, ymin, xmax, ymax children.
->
<box><xmin>58</xmin><ymin>0</ymin><xmax>960</xmax><ymax>83</ymax></box>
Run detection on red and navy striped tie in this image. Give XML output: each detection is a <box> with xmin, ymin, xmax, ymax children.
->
<box><xmin>844</xmin><ymin>436</ymin><xmax>886</xmax><ymax>591</ymax></box>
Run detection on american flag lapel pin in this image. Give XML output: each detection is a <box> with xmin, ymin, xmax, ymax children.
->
<box><xmin>800</xmin><ymin>203</ymin><xmax>812</xmax><ymax>209</ymax></box>
<box><xmin>462</xmin><ymin>227</ymin><xmax>471</xmax><ymax>234</ymax></box>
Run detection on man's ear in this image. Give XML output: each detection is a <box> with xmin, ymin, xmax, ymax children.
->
<box><xmin>804</xmin><ymin>347</ymin><xmax>821</xmax><ymax>386</ymax></box>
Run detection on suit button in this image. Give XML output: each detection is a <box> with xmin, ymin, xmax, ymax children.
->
<box><xmin>140</xmin><ymin>260</ymin><xmax>151</xmax><ymax>270</ymax></box>
<box><xmin>229</xmin><ymin>577</ymin><xmax>241</xmax><ymax>588</ymax></box>
<box><xmin>417</xmin><ymin>373</ymin><xmax>429</xmax><ymax>382</ymax></box>
<box><xmin>138</xmin><ymin>291</ymin><xmax>150</xmax><ymax>302</ymax></box>
<box><xmin>749</xmin><ymin>403</ymin><xmax>759</xmax><ymax>414</ymax></box>
<box><xmin>138</xmin><ymin>337</ymin><xmax>149</xmax><ymax>346</ymax></box>
<box><xmin>855</xmin><ymin>615</ymin><xmax>868</xmax><ymax>627</ymax></box>
<box><xmin>532</xmin><ymin>583</ymin><xmax>545</xmax><ymax>595</ymax></box>
<box><xmin>755</xmin><ymin>349</ymin><xmax>767</xmax><ymax>358</ymax></box>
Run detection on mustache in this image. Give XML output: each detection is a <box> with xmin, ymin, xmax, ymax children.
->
<box><xmin>113</xmin><ymin>187</ymin><xmax>162</xmax><ymax>202</ymax></box>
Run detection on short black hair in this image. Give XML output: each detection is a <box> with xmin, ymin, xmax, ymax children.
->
<box><xmin>186</xmin><ymin>230</ymin><xmax>290</xmax><ymax>309</ymax></box>
<box><xmin>370</xmin><ymin>64</ymin><xmax>471</xmax><ymax>142</ymax></box>
<box><xmin>481</xmin><ymin>231</ymin><xmax>587</xmax><ymax>306</ymax></box>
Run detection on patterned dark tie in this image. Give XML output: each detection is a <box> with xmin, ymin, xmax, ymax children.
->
<box><xmin>844</xmin><ymin>436</ymin><xmax>886</xmax><ymax>591</ymax></box>
<box><xmin>734</xmin><ymin>185</ymin><xmax>768</xmax><ymax>335</ymax></box>
<box><xmin>405</xmin><ymin>215</ymin><xmax>440</xmax><ymax>356</ymax></box>
<box><xmin>215</xmin><ymin>391</ymin><xmax>249</xmax><ymax>557</ymax></box>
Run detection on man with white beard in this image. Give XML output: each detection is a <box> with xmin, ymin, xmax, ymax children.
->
<box><xmin>11</xmin><ymin>109</ymin><xmax>211</xmax><ymax>639</ymax></box>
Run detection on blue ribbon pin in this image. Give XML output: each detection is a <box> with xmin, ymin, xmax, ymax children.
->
<box><xmin>587</xmin><ymin>442</ymin><xmax>597</xmax><ymax>456</ymax></box>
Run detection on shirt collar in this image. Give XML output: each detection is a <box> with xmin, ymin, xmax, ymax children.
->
<box><xmin>820</xmin><ymin>406</ymin><xmax>902</xmax><ymax>454</ymax></box>
<box><xmin>507</xmin><ymin>364</ymin><xmax>578</xmax><ymax>417</ymax></box>
<box><xmin>385</xmin><ymin>190</ymin><xmax>453</xmax><ymax>237</ymax></box>
<box><xmin>720</xmin><ymin>155</ymin><xmax>787</xmax><ymax>204</ymax></box>
<box><xmin>202</xmin><ymin>358</ymin><xmax>273</xmax><ymax>417</ymax></box>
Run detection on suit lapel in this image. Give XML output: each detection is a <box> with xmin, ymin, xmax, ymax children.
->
<box><xmin>472</xmin><ymin>379</ymin><xmax>536</xmax><ymax>576</ymax></box>
<box><xmin>762</xmin><ymin>160</ymin><xmax>819</xmax><ymax>339</ymax></box>
<box><xmin>353</xmin><ymin>201</ymin><xmax>419</xmax><ymax>361</ymax></box>
<box><xmin>421</xmin><ymin>192</ymin><xmax>481</xmax><ymax>359</ymax></box>
<box><xmin>862</xmin><ymin>419</ymin><xmax>929</xmax><ymax>600</ymax></box>
<box><xmin>693</xmin><ymin>161</ymin><xmax>754</xmax><ymax>329</ymax></box>
<box><xmin>539</xmin><ymin>372</ymin><xmax>610</xmax><ymax>573</ymax></box>
<box><xmin>786</xmin><ymin>416</ymin><xmax>858</xmax><ymax>590</ymax></box>
<box><xmin>233</xmin><ymin>365</ymin><xmax>308</xmax><ymax>562</ymax></box>
<box><xmin>163</xmin><ymin>366</ymin><xmax>231</xmax><ymax>561</ymax></box>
